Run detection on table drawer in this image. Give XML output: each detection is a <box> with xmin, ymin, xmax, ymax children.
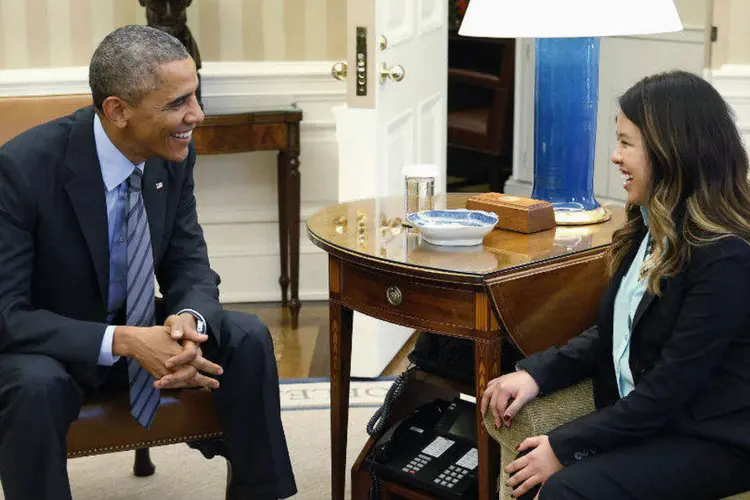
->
<box><xmin>340</xmin><ymin>262</ymin><xmax>475</xmax><ymax>329</ymax></box>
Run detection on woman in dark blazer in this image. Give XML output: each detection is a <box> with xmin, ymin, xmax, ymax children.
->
<box><xmin>481</xmin><ymin>70</ymin><xmax>750</xmax><ymax>500</ymax></box>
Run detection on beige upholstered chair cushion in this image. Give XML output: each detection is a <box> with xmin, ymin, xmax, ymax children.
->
<box><xmin>483</xmin><ymin>379</ymin><xmax>750</xmax><ymax>500</ymax></box>
<box><xmin>484</xmin><ymin>380</ymin><xmax>595</xmax><ymax>500</ymax></box>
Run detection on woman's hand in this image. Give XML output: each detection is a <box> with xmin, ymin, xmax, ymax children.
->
<box><xmin>480</xmin><ymin>370</ymin><xmax>540</xmax><ymax>428</ymax></box>
<box><xmin>506</xmin><ymin>435</ymin><xmax>563</xmax><ymax>498</ymax></box>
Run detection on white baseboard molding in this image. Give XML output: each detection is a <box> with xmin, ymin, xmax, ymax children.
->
<box><xmin>1</xmin><ymin>61</ymin><xmax>346</xmax><ymax>304</ymax></box>
<box><xmin>219</xmin><ymin>290</ymin><xmax>330</xmax><ymax>304</ymax></box>
<box><xmin>708</xmin><ymin>64</ymin><xmax>750</xmax><ymax>95</ymax></box>
<box><xmin>209</xmin><ymin>242</ymin><xmax>322</xmax><ymax>259</ymax></box>
<box><xmin>0</xmin><ymin>61</ymin><xmax>343</xmax><ymax>97</ymax></box>
<box><xmin>197</xmin><ymin>201</ymin><xmax>329</xmax><ymax>225</ymax></box>
<box><xmin>711</xmin><ymin>64</ymin><xmax>750</xmax><ymax>144</ymax></box>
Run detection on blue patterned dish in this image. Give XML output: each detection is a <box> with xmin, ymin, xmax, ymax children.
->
<box><xmin>406</xmin><ymin>209</ymin><xmax>499</xmax><ymax>246</ymax></box>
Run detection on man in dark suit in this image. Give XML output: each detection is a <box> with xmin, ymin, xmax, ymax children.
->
<box><xmin>0</xmin><ymin>25</ymin><xmax>297</xmax><ymax>500</ymax></box>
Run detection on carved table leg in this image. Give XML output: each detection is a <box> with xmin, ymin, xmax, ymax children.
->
<box><xmin>276</xmin><ymin>151</ymin><xmax>290</xmax><ymax>306</ymax></box>
<box><xmin>329</xmin><ymin>257</ymin><xmax>353</xmax><ymax>500</ymax></box>
<box><xmin>475</xmin><ymin>337</ymin><xmax>502</xmax><ymax>500</ymax></box>
<box><xmin>287</xmin><ymin>151</ymin><xmax>301</xmax><ymax>328</ymax></box>
<box><xmin>133</xmin><ymin>447</ymin><xmax>155</xmax><ymax>477</ymax></box>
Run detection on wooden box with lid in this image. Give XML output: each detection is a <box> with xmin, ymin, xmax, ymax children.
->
<box><xmin>466</xmin><ymin>192</ymin><xmax>556</xmax><ymax>234</ymax></box>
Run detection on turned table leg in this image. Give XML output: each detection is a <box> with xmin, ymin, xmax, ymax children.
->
<box><xmin>276</xmin><ymin>151</ymin><xmax>290</xmax><ymax>306</ymax></box>
<box><xmin>475</xmin><ymin>337</ymin><xmax>502</xmax><ymax>500</ymax></box>
<box><xmin>287</xmin><ymin>151</ymin><xmax>301</xmax><ymax>328</ymax></box>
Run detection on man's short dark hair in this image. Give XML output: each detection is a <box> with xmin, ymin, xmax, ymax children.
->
<box><xmin>89</xmin><ymin>25</ymin><xmax>190</xmax><ymax>111</ymax></box>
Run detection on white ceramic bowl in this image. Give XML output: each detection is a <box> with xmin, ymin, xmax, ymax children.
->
<box><xmin>406</xmin><ymin>209</ymin><xmax>499</xmax><ymax>246</ymax></box>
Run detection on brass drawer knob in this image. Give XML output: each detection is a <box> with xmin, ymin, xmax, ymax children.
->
<box><xmin>386</xmin><ymin>285</ymin><xmax>403</xmax><ymax>306</ymax></box>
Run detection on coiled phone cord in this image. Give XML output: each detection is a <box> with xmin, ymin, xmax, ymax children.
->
<box><xmin>369</xmin><ymin>470</ymin><xmax>381</xmax><ymax>500</ymax></box>
<box><xmin>367</xmin><ymin>365</ymin><xmax>415</xmax><ymax>437</ymax></box>
<box><xmin>367</xmin><ymin>365</ymin><xmax>415</xmax><ymax>499</ymax></box>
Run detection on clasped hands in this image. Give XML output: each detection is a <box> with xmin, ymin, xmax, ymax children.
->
<box><xmin>114</xmin><ymin>313</ymin><xmax>223</xmax><ymax>391</ymax></box>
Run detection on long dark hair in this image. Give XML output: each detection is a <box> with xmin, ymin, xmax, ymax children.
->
<box><xmin>607</xmin><ymin>70</ymin><xmax>750</xmax><ymax>294</ymax></box>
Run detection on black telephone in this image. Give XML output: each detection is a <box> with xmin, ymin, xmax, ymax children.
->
<box><xmin>364</xmin><ymin>396</ymin><xmax>479</xmax><ymax>499</ymax></box>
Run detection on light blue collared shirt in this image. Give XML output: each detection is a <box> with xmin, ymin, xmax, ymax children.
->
<box><xmin>612</xmin><ymin>207</ymin><xmax>650</xmax><ymax>398</ymax></box>
<box><xmin>94</xmin><ymin>115</ymin><xmax>205</xmax><ymax>365</ymax></box>
<box><xmin>95</xmin><ymin>114</ymin><xmax>143</xmax><ymax>365</ymax></box>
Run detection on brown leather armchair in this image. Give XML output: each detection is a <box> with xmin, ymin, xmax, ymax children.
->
<box><xmin>0</xmin><ymin>95</ymin><xmax>229</xmax><ymax>494</ymax></box>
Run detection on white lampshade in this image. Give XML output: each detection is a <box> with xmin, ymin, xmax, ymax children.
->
<box><xmin>458</xmin><ymin>0</ymin><xmax>683</xmax><ymax>38</ymax></box>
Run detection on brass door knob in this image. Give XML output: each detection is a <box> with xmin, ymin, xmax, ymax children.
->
<box><xmin>331</xmin><ymin>61</ymin><xmax>347</xmax><ymax>80</ymax></box>
<box><xmin>380</xmin><ymin>63</ymin><xmax>405</xmax><ymax>84</ymax></box>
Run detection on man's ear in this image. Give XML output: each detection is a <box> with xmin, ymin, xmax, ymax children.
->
<box><xmin>101</xmin><ymin>96</ymin><xmax>131</xmax><ymax>130</ymax></box>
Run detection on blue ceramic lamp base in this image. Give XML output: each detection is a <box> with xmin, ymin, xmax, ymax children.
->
<box><xmin>531</xmin><ymin>37</ymin><xmax>611</xmax><ymax>226</ymax></box>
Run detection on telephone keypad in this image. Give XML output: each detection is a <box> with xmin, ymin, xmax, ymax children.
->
<box><xmin>437</xmin><ymin>464</ymin><xmax>471</xmax><ymax>488</ymax></box>
<box><xmin>404</xmin><ymin>454</ymin><xmax>433</xmax><ymax>475</ymax></box>
<box><xmin>436</xmin><ymin>463</ymin><xmax>471</xmax><ymax>490</ymax></box>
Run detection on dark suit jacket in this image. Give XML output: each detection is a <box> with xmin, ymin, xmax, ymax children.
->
<box><xmin>0</xmin><ymin>106</ymin><xmax>222</xmax><ymax>387</ymax></box>
<box><xmin>518</xmin><ymin>228</ymin><xmax>750</xmax><ymax>465</ymax></box>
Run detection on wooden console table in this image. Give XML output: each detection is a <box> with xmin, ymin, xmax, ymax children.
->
<box><xmin>193</xmin><ymin>109</ymin><xmax>303</xmax><ymax>325</ymax></box>
<box><xmin>307</xmin><ymin>194</ymin><xmax>625</xmax><ymax>500</ymax></box>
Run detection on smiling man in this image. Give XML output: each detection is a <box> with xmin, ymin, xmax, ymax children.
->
<box><xmin>0</xmin><ymin>25</ymin><xmax>296</xmax><ymax>500</ymax></box>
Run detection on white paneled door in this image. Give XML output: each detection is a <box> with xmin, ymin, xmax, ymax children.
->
<box><xmin>334</xmin><ymin>0</ymin><xmax>448</xmax><ymax>377</ymax></box>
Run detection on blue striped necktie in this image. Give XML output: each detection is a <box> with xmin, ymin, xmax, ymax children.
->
<box><xmin>126</xmin><ymin>169</ymin><xmax>160</xmax><ymax>428</ymax></box>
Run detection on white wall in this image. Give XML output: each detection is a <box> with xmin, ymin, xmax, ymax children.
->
<box><xmin>711</xmin><ymin>0</ymin><xmax>750</xmax><ymax>69</ymax></box>
<box><xmin>0</xmin><ymin>62</ymin><xmax>346</xmax><ymax>304</ymax></box>
<box><xmin>711</xmin><ymin>66</ymin><xmax>750</xmax><ymax>152</ymax></box>
<box><xmin>706</xmin><ymin>0</ymin><xmax>750</xmax><ymax>166</ymax></box>
<box><xmin>674</xmin><ymin>0</ymin><xmax>708</xmax><ymax>27</ymax></box>
<box><xmin>195</xmin><ymin>63</ymin><xmax>345</xmax><ymax>303</ymax></box>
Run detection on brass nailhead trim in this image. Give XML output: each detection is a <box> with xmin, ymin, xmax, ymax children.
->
<box><xmin>67</xmin><ymin>432</ymin><xmax>224</xmax><ymax>458</ymax></box>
